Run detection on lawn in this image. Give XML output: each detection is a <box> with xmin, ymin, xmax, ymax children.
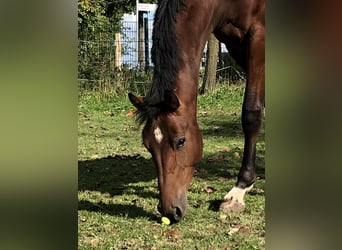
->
<box><xmin>78</xmin><ymin>84</ymin><xmax>265</xmax><ymax>249</ymax></box>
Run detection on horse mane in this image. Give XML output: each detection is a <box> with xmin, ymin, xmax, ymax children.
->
<box><xmin>136</xmin><ymin>0</ymin><xmax>186</xmax><ymax>125</ymax></box>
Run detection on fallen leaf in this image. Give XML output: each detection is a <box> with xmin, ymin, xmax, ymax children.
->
<box><xmin>233</xmin><ymin>152</ymin><xmax>240</xmax><ymax>159</ymax></box>
<box><xmin>90</xmin><ymin>154</ymin><xmax>99</xmax><ymax>159</ymax></box>
<box><xmin>206</xmin><ymin>157</ymin><xmax>216</xmax><ymax>162</ymax></box>
<box><xmin>213</xmin><ymin>126</ymin><xmax>221</xmax><ymax>132</ymax></box>
<box><xmin>83</xmin><ymin>236</ymin><xmax>101</xmax><ymax>247</ymax></box>
<box><xmin>228</xmin><ymin>224</ymin><xmax>251</xmax><ymax>236</ymax></box>
<box><xmin>164</xmin><ymin>228</ymin><xmax>180</xmax><ymax>238</ymax></box>
<box><xmin>221</xmin><ymin>147</ymin><xmax>231</xmax><ymax>152</ymax></box>
<box><xmin>79</xmin><ymin>216</ymin><xmax>87</xmax><ymax>222</ymax></box>
<box><xmin>204</xmin><ymin>186</ymin><xmax>217</xmax><ymax>193</ymax></box>
<box><xmin>228</xmin><ymin>226</ymin><xmax>240</xmax><ymax>236</ymax></box>
<box><xmin>238</xmin><ymin>225</ymin><xmax>251</xmax><ymax>236</ymax></box>
<box><xmin>219</xmin><ymin>213</ymin><xmax>227</xmax><ymax>221</ymax></box>
<box><xmin>126</xmin><ymin>109</ymin><xmax>135</xmax><ymax>117</ymax></box>
<box><xmin>193</xmin><ymin>202</ymin><xmax>201</xmax><ymax>208</ymax></box>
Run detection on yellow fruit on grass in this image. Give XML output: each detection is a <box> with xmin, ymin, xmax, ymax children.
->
<box><xmin>161</xmin><ymin>216</ymin><xmax>170</xmax><ymax>225</ymax></box>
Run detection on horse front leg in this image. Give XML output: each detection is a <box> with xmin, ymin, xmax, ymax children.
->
<box><xmin>220</xmin><ymin>99</ymin><xmax>264</xmax><ymax>212</ymax></box>
<box><xmin>220</xmin><ymin>26</ymin><xmax>264</xmax><ymax>212</ymax></box>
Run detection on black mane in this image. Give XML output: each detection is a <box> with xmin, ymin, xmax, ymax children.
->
<box><xmin>136</xmin><ymin>0</ymin><xmax>185</xmax><ymax>125</ymax></box>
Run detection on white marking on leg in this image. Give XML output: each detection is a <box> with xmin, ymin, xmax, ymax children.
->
<box><xmin>223</xmin><ymin>184</ymin><xmax>254</xmax><ymax>206</ymax></box>
<box><xmin>154</xmin><ymin>126</ymin><xmax>163</xmax><ymax>144</ymax></box>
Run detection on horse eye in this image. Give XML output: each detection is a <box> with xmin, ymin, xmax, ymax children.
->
<box><xmin>176</xmin><ymin>137</ymin><xmax>186</xmax><ymax>149</ymax></box>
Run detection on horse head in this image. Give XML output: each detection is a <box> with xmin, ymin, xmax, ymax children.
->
<box><xmin>129</xmin><ymin>91</ymin><xmax>202</xmax><ymax>222</ymax></box>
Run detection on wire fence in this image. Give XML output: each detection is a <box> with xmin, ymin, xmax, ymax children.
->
<box><xmin>78</xmin><ymin>20</ymin><xmax>245</xmax><ymax>94</ymax></box>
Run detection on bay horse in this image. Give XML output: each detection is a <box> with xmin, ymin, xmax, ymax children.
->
<box><xmin>129</xmin><ymin>0</ymin><xmax>264</xmax><ymax>223</ymax></box>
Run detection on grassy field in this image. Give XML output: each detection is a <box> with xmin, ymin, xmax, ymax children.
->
<box><xmin>78</xmin><ymin>84</ymin><xmax>265</xmax><ymax>249</ymax></box>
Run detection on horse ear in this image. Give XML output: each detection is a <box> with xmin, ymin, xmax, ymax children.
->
<box><xmin>128</xmin><ymin>93</ymin><xmax>144</xmax><ymax>110</ymax></box>
<box><xmin>164</xmin><ymin>90</ymin><xmax>180</xmax><ymax>112</ymax></box>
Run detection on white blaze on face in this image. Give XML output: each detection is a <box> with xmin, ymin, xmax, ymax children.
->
<box><xmin>154</xmin><ymin>126</ymin><xmax>163</xmax><ymax>144</ymax></box>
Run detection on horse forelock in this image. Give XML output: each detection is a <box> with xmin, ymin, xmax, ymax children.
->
<box><xmin>136</xmin><ymin>0</ymin><xmax>186</xmax><ymax>125</ymax></box>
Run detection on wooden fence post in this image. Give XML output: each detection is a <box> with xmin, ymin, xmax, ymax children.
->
<box><xmin>114</xmin><ymin>33</ymin><xmax>122</xmax><ymax>71</ymax></box>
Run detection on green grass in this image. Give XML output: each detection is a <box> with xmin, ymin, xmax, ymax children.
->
<box><xmin>78</xmin><ymin>84</ymin><xmax>265</xmax><ymax>249</ymax></box>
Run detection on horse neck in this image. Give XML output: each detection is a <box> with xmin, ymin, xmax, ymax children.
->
<box><xmin>173</xmin><ymin>3</ymin><xmax>216</xmax><ymax>118</ymax></box>
<box><xmin>172</xmin><ymin>51</ymin><xmax>205</xmax><ymax>121</ymax></box>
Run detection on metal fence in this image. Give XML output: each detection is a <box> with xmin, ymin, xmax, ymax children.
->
<box><xmin>78</xmin><ymin>20</ymin><xmax>245</xmax><ymax>93</ymax></box>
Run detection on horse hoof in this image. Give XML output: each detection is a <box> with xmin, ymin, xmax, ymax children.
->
<box><xmin>219</xmin><ymin>199</ymin><xmax>245</xmax><ymax>212</ymax></box>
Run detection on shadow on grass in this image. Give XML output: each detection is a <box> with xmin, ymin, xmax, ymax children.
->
<box><xmin>78</xmin><ymin>154</ymin><xmax>159</xmax><ymax>219</ymax></box>
<box><xmin>195</xmin><ymin>147</ymin><xmax>265</xmax><ymax>181</ymax></box>
<box><xmin>197</xmin><ymin>115</ymin><xmax>265</xmax><ymax>180</ymax></box>
<box><xmin>78</xmin><ymin>200</ymin><xmax>158</xmax><ymax>221</ymax></box>
<box><xmin>208</xmin><ymin>199</ymin><xmax>223</xmax><ymax>211</ymax></box>
<box><xmin>78</xmin><ymin>154</ymin><xmax>155</xmax><ymax>196</ymax></box>
<box><xmin>199</xmin><ymin>116</ymin><xmax>265</xmax><ymax>142</ymax></box>
<box><xmin>200</xmin><ymin>118</ymin><xmax>243</xmax><ymax>139</ymax></box>
<box><xmin>78</xmin><ymin>134</ymin><xmax>264</xmax><ymax>218</ymax></box>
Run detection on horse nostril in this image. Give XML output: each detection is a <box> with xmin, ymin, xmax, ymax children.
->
<box><xmin>173</xmin><ymin>206</ymin><xmax>183</xmax><ymax>221</ymax></box>
<box><xmin>157</xmin><ymin>203</ymin><xmax>184</xmax><ymax>223</ymax></box>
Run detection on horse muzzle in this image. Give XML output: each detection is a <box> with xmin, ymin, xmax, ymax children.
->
<box><xmin>157</xmin><ymin>195</ymin><xmax>188</xmax><ymax>223</ymax></box>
